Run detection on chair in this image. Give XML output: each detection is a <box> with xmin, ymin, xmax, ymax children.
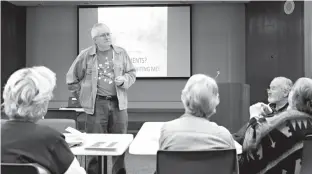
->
<box><xmin>37</xmin><ymin>119</ymin><xmax>76</xmax><ymax>133</ymax></box>
<box><xmin>157</xmin><ymin>149</ymin><xmax>237</xmax><ymax>174</ymax></box>
<box><xmin>1</xmin><ymin>163</ymin><xmax>50</xmax><ymax>174</ymax></box>
<box><xmin>1</xmin><ymin>119</ymin><xmax>76</xmax><ymax>133</ymax></box>
<box><xmin>300</xmin><ymin>135</ymin><xmax>312</xmax><ymax>174</ymax></box>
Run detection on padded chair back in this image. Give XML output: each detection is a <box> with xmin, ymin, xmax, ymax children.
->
<box><xmin>1</xmin><ymin>163</ymin><xmax>50</xmax><ymax>174</ymax></box>
<box><xmin>157</xmin><ymin>149</ymin><xmax>237</xmax><ymax>174</ymax></box>
<box><xmin>300</xmin><ymin>135</ymin><xmax>312</xmax><ymax>174</ymax></box>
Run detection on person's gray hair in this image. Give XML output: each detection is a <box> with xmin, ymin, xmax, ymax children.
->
<box><xmin>272</xmin><ymin>76</ymin><xmax>293</xmax><ymax>95</ymax></box>
<box><xmin>2</xmin><ymin>66</ymin><xmax>56</xmax><ymax>122</ymax></box>
<box><xmin>290</xmin><ymin>77</ymin><xmax>312</xmax><ymax>115</ymax></box>
<box><xmin>181</xmin><ymin>74</ymin><xmax>219</xmax><ymax>118</ymax></box>
<box><xmin>91</xmin><ymin>23</ymin><xmax>109</xmax><ymax>39</ymax></box>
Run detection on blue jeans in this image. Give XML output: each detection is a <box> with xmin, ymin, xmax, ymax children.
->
<box><xmin>86</xmin><ymin>97</ymin><xmax>128</xmax><ymax>174</ymax></box>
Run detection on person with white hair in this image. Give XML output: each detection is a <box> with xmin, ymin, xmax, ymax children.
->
<box><xmin>1</xmin><ymin>66</ymin><xmax>86</xmax><ymax>174</ymax></box>
<box><xmin>159</xmin><ymin>74</ymin><xmax>235</xmax><ymax>151</ymax></box>
<box><xmin>233</xmin><ymin>77</ymin><xmax>293</xmax><ymax>144</ymax></box>
<box><xmin>239</xmin><ymin>77</ymin><xmax>312</xmax><ymax>174</ymax></box>
<box><xmin>66</xmin><ymin>23</ymin><xmax>136</xmax><ymax>174</ymax></box>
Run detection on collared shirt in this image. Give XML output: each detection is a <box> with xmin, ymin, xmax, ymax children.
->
<box><xmin>267</xmin><ymin>102</ymin><xmax>289</xmax><ymax>116</ymax></box>
<box><xmin>66</xmin><ymin>45</ymin><xmax>136</xmax><ymax>114</ymax></box>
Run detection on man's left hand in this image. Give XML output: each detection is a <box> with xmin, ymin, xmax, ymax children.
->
<box><xmin>249</xmin><ymin>102</ymin><xmax>267</xmax><ymax>118</ymax></box>
<box><xmin>115</xmin><ymin>76</ymin><xmax>126</xmax><ymax>86</ymax></box>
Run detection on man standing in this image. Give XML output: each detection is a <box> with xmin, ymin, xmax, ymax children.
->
<box><xmin>233</xmin><ymin>77</ymin><xmax>293</xmax><ymax>144</ymax></box>
<box><xmin>66</xmin><ymin>23</ymin><xmax>136</xmax><ymax>174</ymax></box>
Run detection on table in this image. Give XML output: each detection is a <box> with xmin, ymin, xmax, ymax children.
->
<box><xmin>64</xmin><ymin>133</ymin><xmax>133</xmax><ymax>174</ymax></box>
<box><xmin>129</xmin><ymin>122</ymin><xmax>242</xmax><ymax>155</ymax></box>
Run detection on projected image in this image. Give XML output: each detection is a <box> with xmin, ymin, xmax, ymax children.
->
<box><xmin>98</xmin><ymin>7</ymin><xmax>168</xmax><ymax>77</ymax></box>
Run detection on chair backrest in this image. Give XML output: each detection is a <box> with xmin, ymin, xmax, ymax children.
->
<box><xmin>1</xmin><ymin>163</ymin><xmax>50</xmax><ymax>174</ymax></box>
<box><xmin>300</xmin><ymin>135</ymin><xmax>312</xmax><ymax>174</ymax></box>
<box><xmin>157</xmin><ymin>149</ymin><xmax>237</xmax><ymax>174</ymax></box>
<box><xmin>37</xmin><ymin>119</ymin><xmax>76</xmax><ymax>133</ymax></box>
<box><xmin>1</xmin><ymin>119</ymin><xmax>76</xmax><ymax>133</ymax></box>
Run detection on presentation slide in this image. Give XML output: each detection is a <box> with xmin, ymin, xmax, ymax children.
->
<box><xmin>79</xmin><ymin>6</ymin><xmax>191</xmax><ymax>78</ymax></box>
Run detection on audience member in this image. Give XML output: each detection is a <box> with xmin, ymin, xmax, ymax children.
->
<box><xmin>1</xmin><ymin>66</ymin><xmax>86</xmax><ymax>174</ymax></box>
<box><xmin>239</xmin><ymin>77</ymin><xmax>312</xmax><ymax>174</ymax></box>
<box><xmin>159</xmin><ymin>74</ymin><xmax>235</xmax><ymax>151</ymax></box>
<box><xmin>233</xmin><ymin>77</ymin><xmax>293</xmax><ymax>144</ymax></box>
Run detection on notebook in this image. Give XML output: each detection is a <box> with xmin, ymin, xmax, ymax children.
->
<box><xmin>64</xmin><ymin>134</ymin><xmax>84</xmax><ymax>148</ymax></box>
<box><xmin>85</xmin><ymin>141</ymin><xmax>119</xmax><ymax>151</ymax></box>
<box><xmin>64</xmin><ymin>127</ymin><xmax>85</xmax><ymax>148</ymax></box>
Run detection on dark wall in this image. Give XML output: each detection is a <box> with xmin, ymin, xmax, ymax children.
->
<box><xmin>1</xmin><ymin>1</ymin><xmax>26</xmax><ymax>97</ymax></box>
<box><xmin>245</xmin><ymin>1</ymin><xmax>304</xmax><ymax>104</ymax></box>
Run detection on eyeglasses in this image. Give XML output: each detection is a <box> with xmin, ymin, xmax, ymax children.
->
<box><xmin>97</xmin><ymin>33</ymin><xmax>111</xmax><ymax>38</ymax></box>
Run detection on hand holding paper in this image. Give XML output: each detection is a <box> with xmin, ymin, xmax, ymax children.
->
<box><xmin>64</xmin><ymin>127</ymin><xmax>86</xmax><ymax>147</ymax></box>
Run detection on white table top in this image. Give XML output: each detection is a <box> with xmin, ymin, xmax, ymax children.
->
<box><xmin>59</xmin><ymin>107</ymin><xmax>84</xmax><ymax>112</ymax></box>
<box><xmin>64</xmin><ymin>133</ymin><xmax>133</xmax><ymax>156</ymax></box>
<box><xmin>129</xmin><ymin>122</ymin><xmax>242</xmax><ymax>155</ymax></box>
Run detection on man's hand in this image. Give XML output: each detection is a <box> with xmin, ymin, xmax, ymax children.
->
<box><xmin>115</xmin><ymin>76</ymin><xmax>126</xmax><ymax>86</ymax></box>
<box><xmin>249</xmin><ymin>102</ymin><xmax>272</xmax><ymax>119</ymax></box>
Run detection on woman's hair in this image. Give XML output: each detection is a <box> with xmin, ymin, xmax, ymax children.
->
<box><xmin>2</xmin><ymin>66</ymin><xmax>56</xmax><ymax>122</ymax></box>
<box><xmin>290</xmin><ymin>77</ymin><xmax>312</xmax><ymax>115</ymax></box>
<box><xmin>181</xmin><ymin>74</ymin><xmax>219</xmax><ymax>118</ymax></box>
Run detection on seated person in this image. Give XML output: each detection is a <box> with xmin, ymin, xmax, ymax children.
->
<box><xmin>233</xmin><ymin>77</ymin><xmax>293</xmax><ymax>144</ymax></box>
<box><xmin>159</xmin><ymin>74</ymin><xmax>235</xmax><ymax>151</ymax></box>
<box><xmin>239</xmin><ymin>77</ymin><xmax>312</xmax><ymax>174</ymax></box>
<box><xmin>1</xmin><ymin>66</ymin><xmax>86</xmax><ymax>174</ymax></box>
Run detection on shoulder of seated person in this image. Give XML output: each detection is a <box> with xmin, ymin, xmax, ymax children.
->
<box><xmin>214</xmin><ymin>124</ymin><xmax>231</xmax><ymax>133</ymax></box>
<box><xmin>34</xmin><ymin>124</ymin><xmax>65</xmax><ymax>141</ymax></box>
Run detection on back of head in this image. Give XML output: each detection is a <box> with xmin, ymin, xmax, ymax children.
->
<box><xmin>181</xmin><ymin>74</ymin><xmax>219</xmax><ymax>118</ymax></box>
<box><xmin>289</xmin><ymin>77</ymin><xmax>312</xmax><ymax>115</ymax></box>
<box><xmin>2</xmin><ymin>66</ymin><xmax>56</xmax><ymax>122</ymax></box>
